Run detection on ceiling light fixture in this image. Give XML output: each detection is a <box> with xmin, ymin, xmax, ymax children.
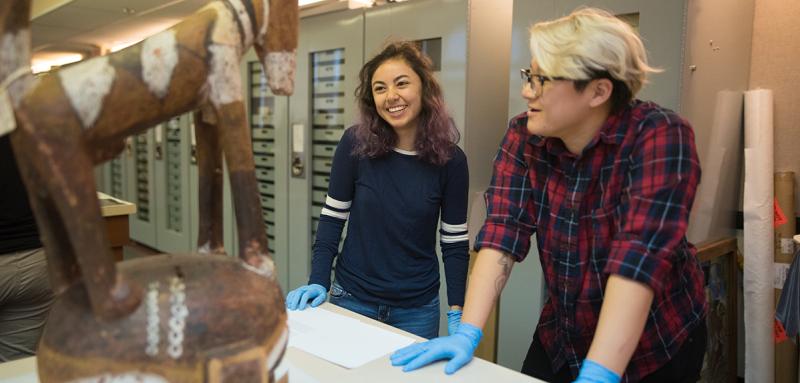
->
<box><xmin>347</xmin><ymin>0</ymin><xmax>374</xmax><ymax>9</ymax></box>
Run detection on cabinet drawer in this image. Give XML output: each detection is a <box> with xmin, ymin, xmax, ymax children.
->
<box><xmin>312</xmin><ymin>175</ymin><xmax>330</xmax><ymax>189</ymax></box>
<box><xmin>313</xmin><ymin>112</ymin><xmax>345</xmax><ymax>126</ymax></box>
<box><xmin>257</xmin><ymin>182</ymin><xmax>275</xmax><ymax>195</ymax></box>
<box><xmin>313</xmin><ymin>49</ymin><xmax>344</xmax><ymax>63</ymax></box>
<box><xmin>252</xmin><ymin>127</ymin><xmax>274</xmax><ymax>140</ymax></box>
<box><xmin>313</xmin><ymin>144</ymin><xmax>337</xmax><ymax>157</ymax></box>
<box><xmin>313</xmin><ymin>80</ymin><xmax>344</xmax><ymax>94</ymax></box>
<box><xmin>313</xmin><ymin>64</ymin><xmax>342</xmax><ymax>79</ymax></box>
<box><xmin>312</xmin><ymin>128</ymin><xmax>344</xmax><ymax>143</ymax></box>
<box><xmin>260</xmin><ymin>195</ymin><xmax>275</xmax><ymax>208</ymax></box>
<box><xmin>252</xmin><ymin>141</ymin><xmax>274</xmax><ymax>154</ymax></box>
<box><xmin>254</xmin><ymin>155</ymin><xmax>274</xmax><ymax>168</ymax></box>
<box><xmin>255</xmin><ymin>168</ymin><xmax>274</xmax><ymax>183</ymax></box>
<box><xmin>312</xmin><ymin>190</ymin><xmax>327</xmax><ymax>203</ymax></box>
<box><xmin>313</xmin><ymin>96</ymin><xmax>343</xmax><ymax>110</ymax></box>
<box><xmin>312</xmin><ymin>158</ymin><xmax>333</xmax><ymax>174</ymax></box>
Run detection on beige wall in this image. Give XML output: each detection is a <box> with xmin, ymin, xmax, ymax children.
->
<box><xmin>750</xmin><ymin>0</ymin><xmax>800</xmax><ymax>215</ymax></box>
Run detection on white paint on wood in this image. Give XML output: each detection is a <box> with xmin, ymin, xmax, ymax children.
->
<box><xmin>1</xmin><ymin>31</ymin><xmax>33</xmax><ymax>107</ymax></box>
<box><xmin>67</xmin><ymin>372</ymin><xmax>169</xmax><ymax>383</ymax></box>
<box><xmin>207</xmin><ymin>2</ymin><xmax>240</xmax><ymax>48</ymax></box>
<box><xmin>141</xmin><ymin>30</ymin><xmax>179</xmax><ymax>99</ymax></box>
<box><xmin>265</xmin><ymin>50</ymin><xmax>296</xmax><ymax>95</ymax></box>
<box><xmin>207</xmin><ymin>44</ymin><xmax>242</xmax><ymax>106</ymax></box>
<box><xmin>258</xmin><ymin>0</ymin><xmax>270</xmax><ymax>41</ymax></box>
<box><xmin>227</xmin><ymin>0</ymin><xmax>254</xmax><ymax>48</ymax></box>
<box><xmin>265</xmin><ymin>325</ymin><xmax>289</xmax><ymax>370</ymax></box>
<box><xmin>58</xmin><ymin>56</ymin><xmax>115</xmax><ymax>129</ymax></box>
<box><xmin>241</xmin><ymin>254</ymin><xmax>275</xmax><ymax>278</ymax></box>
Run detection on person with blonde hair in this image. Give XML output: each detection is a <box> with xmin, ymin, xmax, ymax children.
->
<box><xmin>391</xmin><ymin>8</ymin><xmax>707</xmax><ymax>383</ymax></box>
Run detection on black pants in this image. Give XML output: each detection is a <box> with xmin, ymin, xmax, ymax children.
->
<box><xmin>521</xmin><ymin>321</ymin><xmax>707</xmax><ymax>383</ymax></box>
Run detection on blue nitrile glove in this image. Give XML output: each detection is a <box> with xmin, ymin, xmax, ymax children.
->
<box><xmin>285</xmin><ymin>284</ymin><xmax>327</xmax><ymax>310</ymax></box>
<box><xmin>446</xmin><ymin>309</ymin><xmax>462</xmax><ymax>335</ymax></box>
<box><xmin>390</xmin><ymin>322</ymin><xmax>482</xmax><ymax>375</ymax></box>
<box><xmin>573</xmin><ymin>359</ymin><xmax>621</xmax><ymax>383</ymax></box>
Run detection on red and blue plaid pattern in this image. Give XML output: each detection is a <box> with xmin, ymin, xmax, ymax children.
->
<box><xmin>475</xmin><ymin>100</ymin><xmax>707</xmax><ymax>382</ymax></box>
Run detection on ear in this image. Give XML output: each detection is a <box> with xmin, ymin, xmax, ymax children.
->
<box><xmin>587</xmin><ymin>78</ymin><xmax>613</xmax><ymax>108</ymax></box>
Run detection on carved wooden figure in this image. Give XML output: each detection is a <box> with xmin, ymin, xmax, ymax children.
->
<box><xmin>0</xmin><ymin>0</ymin><xmax>297</xmax><ymax>381</ymax></box>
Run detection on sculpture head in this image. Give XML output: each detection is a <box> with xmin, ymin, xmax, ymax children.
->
<box><xmin>252</xmin><ymin>0</ymin><xmax>298</xmax><ymax>96</ymax></box>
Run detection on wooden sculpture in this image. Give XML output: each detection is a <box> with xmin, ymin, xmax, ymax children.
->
<box><xmin>0</xmin><ymin>0</ymin><xmax>297</xmax><ymax>381</ymax></box>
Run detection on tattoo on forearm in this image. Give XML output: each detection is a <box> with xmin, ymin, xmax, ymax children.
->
<box><xmin>495</xmin><ymin>254</ymin><xmax>513</xmax><ymax>295</ymax></box>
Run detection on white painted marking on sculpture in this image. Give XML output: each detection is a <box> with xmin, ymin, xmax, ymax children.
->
<box><xmin>241</xmin><ymin>254</ymin><xmax>275</xmax><ymax>278</ymax></box>
<box><xmin>265</xmin><ymin>50</ymin><xmax>296</xmax><ymax>94</ymax></box>
<box><xmin>258</xmin><ymin>0</ymin><xmax>270</xmax><ymax>40</ymax></box>
<box><xmin>227</xmin><ymin>0</ymin><xmax>254</xmax><ymax>48</ymax></box>
<box><xmin>66</xmin><ymin>373</ymin><xmax>169</xmax><ymax>383</ymax></box>
<box><xmin>197</xmin><ymin>241</ymin><xmax>212</xmax><ymax>254</ymax></box>
<box><xmin>207</xmin><ymin>44</ymin><xmax>243</xmax><ymax>106</ymax></box>
<box><xmin>265</xmin><ymin>325</ymin><xmax>289</xmax><ymax>370</ymax></box>
<box><xmin>59</xmin><ymin>56</ymin><xmax>115</xmax><ymax>129</ymax></box>
<box><xmin>208</xmin><ymin>2</ymin><xmax>241</xmax><ymax>48</ymax></box>
<box><xmin>1</xmin><ymin>31</ymin><xmax>33</xmax><ymax>107</ymax></box>
<box><xmin>141</xmin><ymin>30</ymin><xmax>178</xmax><ymax>99</ymax></box>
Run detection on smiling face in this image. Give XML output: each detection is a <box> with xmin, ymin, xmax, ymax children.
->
<box><xmin>522</xmin><ymin>59</ymin><xmax>594</xmax><ymax>139</ymax></box>
<box><xmin>371</xmin><ymin>59</ymin><xmax>423</xmax><ymax>135</ymax></box>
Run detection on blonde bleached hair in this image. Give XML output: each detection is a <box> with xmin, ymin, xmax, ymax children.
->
<box><xmin>529</xmin><ymin>7</ymin><xmax>660</xmax><ymax>101</ymax></box>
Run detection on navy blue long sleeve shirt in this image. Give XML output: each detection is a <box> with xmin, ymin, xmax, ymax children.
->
<box><xmin>309</xmin><ymin>127</ymin><xmax>469</xmax><ymax>307</ymax></box>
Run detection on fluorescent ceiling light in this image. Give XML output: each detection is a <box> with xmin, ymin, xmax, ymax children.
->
<box><xmin>348</xmin><ymin>0</ymin><xmax>373</xmax><ymax>8</ymax></box>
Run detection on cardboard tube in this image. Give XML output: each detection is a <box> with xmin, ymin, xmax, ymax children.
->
<box><xmin>775</xmin><ymin>171</ymin><xmax>797</xmax><ymax>383</ymax></box>
<box><xmin>743</xmin><ymin>89</ymin><xmax>774</xmax><ymax>383</ymax></box>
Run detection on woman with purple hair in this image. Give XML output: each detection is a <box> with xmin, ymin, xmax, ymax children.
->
<box><xmin>285</xmin><ymin>41</ymin><xmax>469</xmax><ymax>339</ymax></box>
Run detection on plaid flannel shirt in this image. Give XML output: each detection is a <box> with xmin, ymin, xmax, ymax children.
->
<box><xmin>475</xmin><ymin>100</ymin><xmax>707</xmax><ymax>382</ymax></box>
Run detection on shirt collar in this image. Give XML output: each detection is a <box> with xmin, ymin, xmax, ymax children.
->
<box><xmin>525</xmin><ymin>101</ymin><xmax>633</xmax><ymax>155</ymax></box>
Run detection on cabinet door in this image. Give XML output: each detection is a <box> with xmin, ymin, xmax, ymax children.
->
<box><xmin>128</xmin><ymin>130</ymin><xmax>157</xmax><ymax>249</ymax></box>
<box><xmin>242</xmin><ymin>51</ymin><xmax>290</xmax><ymax>292</ymax></box>
<box><xmin>286</xmin><ymin>9</ymin><xmax>364</xmax><ymax>291</ymax></box>
<box><xmin>154</xmin><ymin>115</ymin><xmax>193</xmax><ymax>253</ymax></box>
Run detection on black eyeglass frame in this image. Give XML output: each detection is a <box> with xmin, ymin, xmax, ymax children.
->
<box><xmin>520</xmin><ymin>68</ymin><xmax>570</xmax><ymax>96</ymax></box>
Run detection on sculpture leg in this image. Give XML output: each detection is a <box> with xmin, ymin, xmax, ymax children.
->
<box><xmin>214</xmin><ymin>102</ymin><xmax>274</xmax><ymax>277</ymax></box>
<box><xmin>193</xmin><ymin>107</ymin><xmax>226</xmax><ymax>256</ymax></box>
<box><xmin>10</xmin><ymin>139</ymin><xmax>79</xmax><ymax>295</ymax></box>
<box><xmin>10</xmin><ymin>128</ymin><xmax>141</xmax><ymax>320</ymax></box>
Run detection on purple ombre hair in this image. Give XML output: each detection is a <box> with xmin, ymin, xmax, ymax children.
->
<box><xmin>352</xmin><ymin>41</ymin><xmax>459</xmax><ymax>166</ymax></box>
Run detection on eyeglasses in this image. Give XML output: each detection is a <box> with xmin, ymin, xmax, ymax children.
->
<box><xmin>520</xmin><ymin>68</ymin><xmax>567</xmax><ymax>97</ymax></box>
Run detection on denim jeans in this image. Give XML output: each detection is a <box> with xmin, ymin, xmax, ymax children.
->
<box><xmin>328</xmin><ymin>281</ymin><xmax>440</xmax><ymax>339</ymax></box>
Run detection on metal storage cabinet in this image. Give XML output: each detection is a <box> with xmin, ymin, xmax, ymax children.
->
<box><xmin>153</xmin><ymin>115</ymin><xmax>193</xmax><ymax>253</ymax></box>
<box><xmin>286</xmin><ymin>9</ymin><xmax>364</xmax><ymax>290</ymax></box>
<box><xmin>243</xmin><ymin>51</ymin><xmax>291</xmax><ymax>292</ymax></box>
<box><xmin>128</xmin><ymin>130</ymin><xmax>157</xmax><ymax>249</ymax></box>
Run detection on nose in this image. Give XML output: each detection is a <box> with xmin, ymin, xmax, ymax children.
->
<box><xmin>387</xmin><ymin>88</ymin><xmax>400</xmax><ymax>101</ymax></box>
<box><xmin>521</xmin><ymin>83</ymin><xmax>536</xmax><ymax>101</ymax></box>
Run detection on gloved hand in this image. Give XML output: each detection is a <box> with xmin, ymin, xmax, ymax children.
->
<box><xmin>573</xmin><ymin>359</ymin><xmax>621</xmax><ymax>383</ymax></box>
<box><xmin>446</xmin><ymin>309</ymin><xmax>462</xmax><ymax>335</ymax></box>
<box><xmin>390</xmin><ymin>322</ymin><xmax>482</xmax><ymax>375</ymax></box>
<box><xmin>285</xmin><ymin>284</ymin><xmax>327</xmax><ymax>310</ymax></box>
